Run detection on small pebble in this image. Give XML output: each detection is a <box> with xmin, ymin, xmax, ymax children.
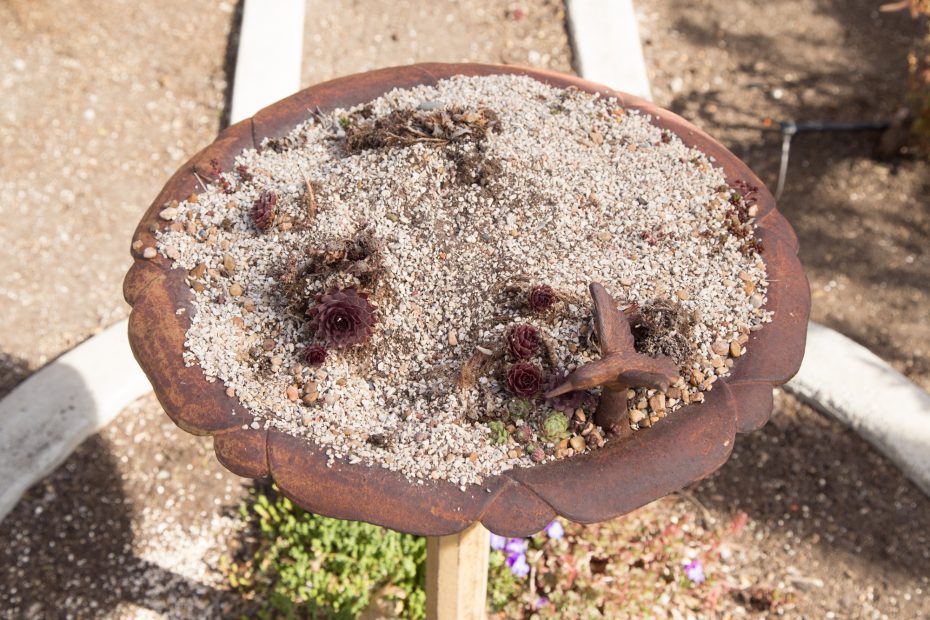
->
<box><xmin>142</xmin><ymin>247</ymin><xmax>157</xmax><ymax>259</ymax></box>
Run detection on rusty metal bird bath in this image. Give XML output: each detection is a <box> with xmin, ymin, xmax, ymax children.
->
<box><xmin>123</xmin><ymin>64</ymin><xmax>810</xmax><ymax>544</ymax></box>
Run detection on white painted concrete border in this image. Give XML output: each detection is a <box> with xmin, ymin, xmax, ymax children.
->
<box><xmin>0</xmin><ymin>320</ymin><xmax>151</xmax><ymax>519</ymax></box>
<box><xmin>0</xmin><ymin>0</ymin><xmax>306</xmax><ymax>523</ymax></box>
<box><xmin>566</xmin><ymin>0</ymin><xmax>651</xmax><ymax>101</ymax></box>
<box><xmin>229</xmin><ymin>0</ymin><xmax>306</xmax><ymax>123</ymax></box>
<box><xmin>785</xmin><ymin>323</ymin><xmax>930</xmax><ymax>496</ymax></box>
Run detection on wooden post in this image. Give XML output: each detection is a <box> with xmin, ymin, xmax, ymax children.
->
<box><xmin>425</xmin><ymin>523</ymin><xmax>490</xmax><ymax>620</ymax></box>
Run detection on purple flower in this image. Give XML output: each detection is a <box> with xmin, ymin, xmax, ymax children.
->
<box><xmin>489</xmin><ymin>533</ymin><xmax>507</xmax><ymax>551</ymax></box>
<box><xmin>684</xmin><ymin>559</ymin><xmax>705</xmax><ymax>584</ymax></box>
<box><xmin>545</xmin><ymin>520</ymin><xmax>564</xmax><ymax>540</ymax></box>
<box><xmin>504</xmin><ymin>537</ymin><xmax>528</xmax><ymax>555</ymax></box>
<box><xmin>507</xmin><ymin>551</ymin><xmax>530</xmax><ymax>577</ymax></box>
<box><xmin>532</xmin><ymin>596</ymin><xmax>550</xmax><ymax>610</ymax></box>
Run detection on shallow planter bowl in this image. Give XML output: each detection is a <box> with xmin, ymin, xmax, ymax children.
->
<box><xmin>123</xmin><ymin>63</ymin><xmax>811</xmax><ymax>537</ymax></box>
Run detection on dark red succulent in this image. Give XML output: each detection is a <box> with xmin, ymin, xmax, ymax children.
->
<box><xmin>301</xmin><ymin>345</ymin><xmax>328</xmax><ymax>366</ymax></box>
<box><xmin>506</xmin><ymin>363</ymin><xmax>542</xmax><ymax>397</ymax></box>
<box><xmin>307</xmin><ymin>287</ymin><xmax>377</xmax><ymax>348</ymax></box>
<box><xmin>251</xmin><ymin>190</ymin><xmax>277</xmax><ymax>231</ymax></box>
<box><xmin>507</xmin><ymin>324</ymin><xmax>539</xmax><ymax>359</ymax></box>
<box><xmin>528</xmin><ymin>285</ymin><xmax>556</xmax><ymax>311</ymax></box>
<box><xmin>543</xmin><ymin>371</ymin><xmax>589</xmax><ymax>413</ymax></box>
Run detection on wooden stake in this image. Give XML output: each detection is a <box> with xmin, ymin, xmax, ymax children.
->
<box><xmin>426</xmin><ymin>523</ymin><xmax>490</xmax><ymax>620</ymax></box>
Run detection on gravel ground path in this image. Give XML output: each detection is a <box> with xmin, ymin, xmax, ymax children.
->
<box><xmin>0</xmin><ymin>0</ymin><xmax>236</xmax><ymax>395</ymax></box>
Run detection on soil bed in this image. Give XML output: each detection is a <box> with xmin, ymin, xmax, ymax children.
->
<box><xmin>151</xmin><ymin>74</ymin><xmax>771</xmax><ymax>487</ymax></box>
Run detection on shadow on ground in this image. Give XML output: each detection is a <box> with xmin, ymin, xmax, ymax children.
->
<box><xmin>695</xmin><ymin>391</ymin><xmax>930</xmax><ymax>583</ymax></box>
<box><xmin>646</xmin><ymin>0</ymin><xmax>930</xmax><ymax>388</ymax></box>
<box><xmin>0</xmin><ymin>365</ymin><xmax>244</xmax><ymax>618</ymax></box>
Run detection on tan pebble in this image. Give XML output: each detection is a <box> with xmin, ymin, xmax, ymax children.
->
<box><xmin>620</xmin><ymin>277</ymin><xmax>634</xmax><ymax>286</ymax></box>
<box><xmin>723</xmin><ymin>279</ymin><xmax>736</xmax><ymax>288</ymax></box>
<box><xmin>675</xmin><ymin>289</ymin><xmax>689</xmax><ymax>301</ymax></box>
<box><xmin>445</xmin><ymin>453</ymin><xmax>456</xmax><ymax>463</ymax></box>
<box><xmin>570</xmin><ymin>435</ymin><xmax>586</xmax><ymax>451</ymax></box>
<box><xmin>743</xmin><ymin>281</ymin><xmax>755</xmax><ymax>295</ymax></box>
<box><xmin>243</xmin><ymin>300</ymin><xmax>256</xmax><ymax>313</ymax></box>
<box><xmin>574</xmin><ymin>408</ymin><xmax>586</xmax><ymax>422</ymax></box>
<box><xmin>142</xmin><ymin>247</ymin><xmax>157</xmax><ymax>259</ymax></box>
<box><xmin>558</xmin><ymin>438</ymin><xmax>570</xmax><ymax>450</ymax></box>
<box><xmin>649</xmin><ymin>393</ymin><xmax>666</xmax><ymax>412</ymax></box>
<box><xmin>285</xmin><ymin>385</ymin><xmax>299</xmax><ymax>401</ymax></box>
<box><xmin>187</xmin><ymin>193</ymin><xmax>198</xmax><ymax>203</ymax></box>
<box><xmin>270</xmin><ymin>355</ymin><xmax>283</xmax><ymax>367</ymax></box>
<box><xmin>302</xmin><ymin>393</ymin><xmax>318</xmax><ymax>405</ymax></box>
<box><xmin>507</xmin><ymin>449</ymin><xmax>518</xmax><ymax>459</ymax></box>
<box><xmin>596</xmin><ymin>231</ymin><xmax>612</xmax><ymax>242</ymax></box>
<box><xmin>748</xmin><ymin>204</ymin><xmax>759</xmax><ymax>217</ymax></box>
<box><xmin>636</xmin><ymin>398</ymin><xmax>648</xmax><ymax>410</ymax></box>
<box><xmin>711</xmin><ymin>340</ymin><xmax>729</xmax><ymax>356</ymax></box>
<box><xmin>336</xmin><ymin>378</ymin><xmax>347</xmax><ymax>386</ymax></box>
<box><xmin>738</xmin><ymin>334</ymin><xmax>749</xmax><ymax>345</ymax></box>
<box><xmin>711</xmin><ymin>355</ymin><xmax>724</xmax><ymax>368</ymax></box>
<box><xmin>690</xmin><ymin>370</ymin><xmax>704</xmax><ymax>386</ymax></box>
<box><xmin>229</xmin><ymin>283</ymin><xmax>243</xmax><ymax>297</ymax></box>
<box><xmin>567</xmin><ymin>342</ymin><xmax>578</xmax><ymax>353</ymax></box>
<box><xmin>627</xmin><ymin>389</ymin><xmax>636</xmax><ymax>399</ymax></box>
<box><xmin>223</xmin><ymin>254</ymin><xmax>236</xmax><ymax>274</ymax></box>
<box><xmin>301</xmin><ymin>413</ymin><xmax>314</xmax><ymax>425</ymax></box>
<box><xmin>514</xmin><ymin>447</ymin><xmax>524</xmax><ymax>458</ymax></box>
<box><xmin>750</xmin><ymin>294</ymin><xmax>764</xmax><ymax>308</ymax></box>
<box><xmin>262</xmin><ymin>338</ymin><xmax>275</xmax><ymax>351</ymax></box>
<box><xmin>231</xmin><ymin>316</ymin><xmax>245</xmax><ymax>329</ymax></box>
<box><xmin>448</xmin><ymin>330</ymin><xmax>458</xmax><ymax>346</ymax></box>
<box><xmin>730</xmin><ymin>340</ymin><xmax>742</xmax><ymax>357</ymax></box>
<box><xmin>189</xmin><ymin>263</ymin><xmax>206</xmax><ymax>280</ymax></box>
<box><xmin>131</xmin><ymin>239</ymin><xmax>144</xmax><ymax>251</ymax></box>
<box><xmin>165</xmin><ymin>247</ymin><xmax>180</xmax><ymax>260</ymax></box>
<box><xmin>323</xmin><ymin>393</ymin><xmax>337</xmax><ymax>405</ymax></box>
<box><xmin>225</xmin><ymin>387</ymin><xmax>235</xmax><ymax>397</ymax></box>
<box><xmin>738</xmin><ymin>270</ymin><xmax>751</xmax><ymax>281</ymax></box>
<box><xmin>725</xmin><ymin>358</ymin><xmax>734</xmax><ymax>368</ymax></box>
<box><xmin>629</xmin><ymin>409</ymin><xmax>646</xmax><ymax>423</ymax></box>
<box><xmin>191</xmin><ymin>281</ymin><xmax>205</xmax><ymax>293</ymax></box>
<box><xmin>468</xmin><ymin>452</ymin><xmax>478</xmax><ymax>462</ymax></box>
<box><xmin>667</xmin><ymin>387</ymin><xmax>681</xmax><ymax>400</ymax></box>
<box><xmin>640</xmin><ymin>416</ymin><xmax>653</xmax><ymax>428</ymax></box>
<box><xmin>692</xmin><ymin>392</ymin><xmax>705</xmax><ymax>403</ymax></box>
<box><xmin>303</xmin><ymin>380</ymin><xmax>318</xmax><ymax>394</ymax></box>
<box><xmin>159</xmin><ymin>207</ymin><xmax>178</xmax><ymax>220</ymax></box>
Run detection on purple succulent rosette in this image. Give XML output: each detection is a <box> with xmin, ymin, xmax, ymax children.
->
<box><xmin>306</xmin><ymin>287</ymin><xmax>377</xmax><ymax>348</ymax></box>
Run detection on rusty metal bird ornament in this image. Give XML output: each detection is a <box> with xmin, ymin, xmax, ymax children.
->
<box><xmin>545</xmin><ymin>282</ymin><xmax>679</xmax><ymax>437</ymax></box>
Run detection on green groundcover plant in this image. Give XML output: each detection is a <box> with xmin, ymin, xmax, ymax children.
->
<box><xmin>224</xmin><ymin>485</ymin><xmax>732</xmax><ymax>618</ymax></box>
<box><xmin>224</xmin><ymin>485</ymin><xmax>427</xmax><ymax>619</ymax></box>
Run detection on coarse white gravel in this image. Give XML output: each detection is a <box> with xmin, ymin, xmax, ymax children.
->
<box><xmin>154</xmin><ymin>74</ymin><xmax>771</xmax><ymax>487</ymax></box>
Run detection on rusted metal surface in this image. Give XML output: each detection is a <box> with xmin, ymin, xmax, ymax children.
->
<box><xmin>546</xmin><ymin>282</ymin><xmax>679</xmax><ymax>437</ymax></box>
<box><xmin>123</xmin><ymin>63</ymin><xmax>811</xmax><ymax>537</ymax></box>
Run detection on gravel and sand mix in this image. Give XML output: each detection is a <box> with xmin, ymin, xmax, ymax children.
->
<box><xmin>149</xmin><ymin>74</ymin><xmax>771</xmax><ymax>487</ymax></box>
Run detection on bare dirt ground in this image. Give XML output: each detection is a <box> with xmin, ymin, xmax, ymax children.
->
<box><xmin>0</xmin><ymin>0</ymin><xmax>236</xmax><ymax>395</ymax></box>
<box><xmin>640</xmin><ymin>0</ymin><xmax>930</xmax><ymax>392</ymax></box>
<box><xmin>301</xmin><ymin>0</ymin><xmax>572</xmax><ymax>86</ymax></box>
<box><xmin>2</xmin><ymin>0</ymin><xmax>929</xmax><ymax>618</ymax></box>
